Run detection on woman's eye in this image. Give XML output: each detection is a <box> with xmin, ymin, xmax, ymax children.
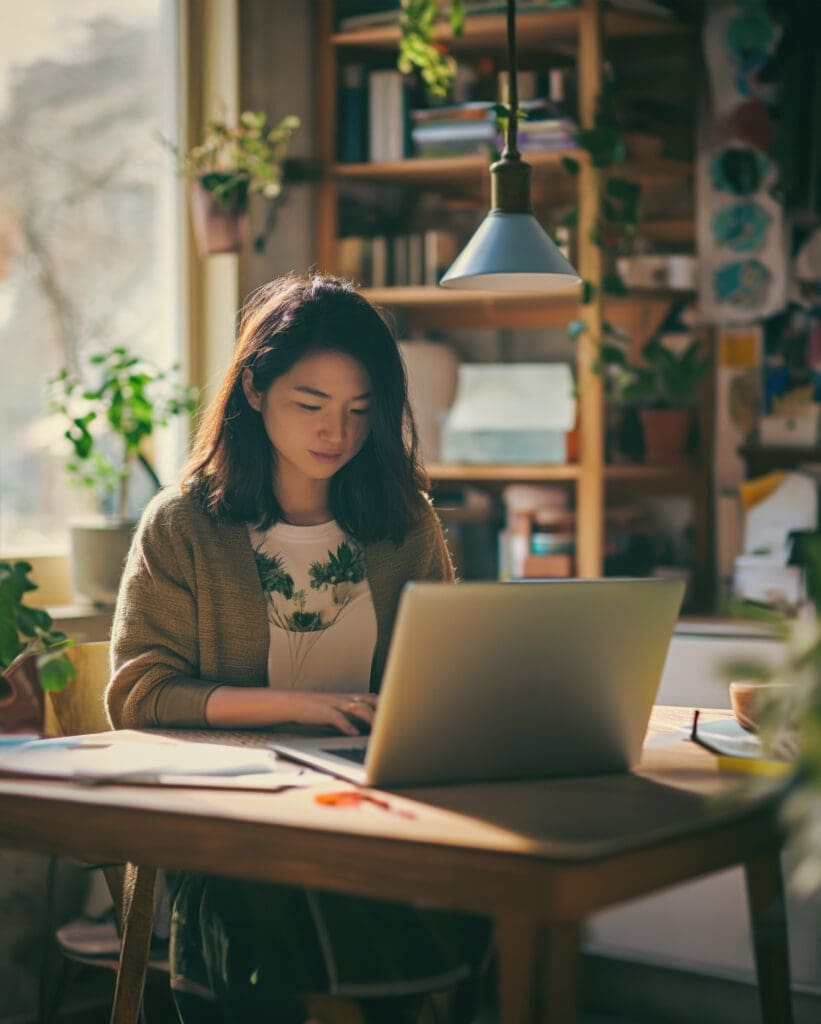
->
<box><xmin>297</xmin><ymin>403</ymin><xmax>321</xmax><ymax>412</ymax></box>
<box><xmin>351</xmin><ymin>408</ymin><xmax>370</xmax><ymax>417</ymax></box>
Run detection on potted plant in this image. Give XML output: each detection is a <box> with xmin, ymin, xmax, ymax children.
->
<box><xmin>164</xmin><ymin>109</ymin><xmax>300</xmax><ymax>255</ymax></box>
<box><xmin>0</xmin><ymin>561</ymin><xmax>75</xmax><ymax>735</ymax></box>
<box><xmin>49</xmin><ymin>345</ymin><xmax>198</xmax><ymax>606</ymax></box>
<box><xmin>598</xmin><ymin>332</ymin><xmax>711</xmax><ymax>464</ymax></box>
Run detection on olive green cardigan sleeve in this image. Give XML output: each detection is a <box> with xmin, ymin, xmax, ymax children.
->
<box><xmin>105</xmin><ymin>490</ymin><xmax>270</xmax><ymax>730</ymax></box>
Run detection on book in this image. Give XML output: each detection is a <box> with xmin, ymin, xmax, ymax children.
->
<box><xmin>338</xmin><ymin>63</ymin><xmax>368</xmax><ymax>163</ymax></box>
<box><xmin>369</xmin><ymin>69</ymin><xmax>412</xmax><ymax>161</ymax></box>
<box><xmin>423</xmin><ymin>230</ymin><xmax>461</xmax><ymax>284</ymax></box>
<box><xmin>371</xmin><ymin>235</ymin><xmax>389</xmax><ymax>286</ymax></box>
<box><xmin>336</xmin><ymin>236</ymin><xmax>368</xmax><ymax>283</ymax></box>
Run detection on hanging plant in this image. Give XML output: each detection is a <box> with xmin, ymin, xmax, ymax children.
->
<box><xmin>398</xmin><ymin>0</ymin><xmax>578</xmax><ymax>101</ymax></box>
<box><xmin>398</xmin><ymin>0</ymin><xmax>465</xmax><ymax>100</ymax></box>
<box><xmin>161</xmin><ymin>110</ymin><xmax>301</xmax><ymax>254</ymax></box>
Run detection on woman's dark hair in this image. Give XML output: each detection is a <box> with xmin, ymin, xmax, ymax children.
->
<box><xmin>181</xmin><ymin>273</ymin><xmax>429</xmax><ymax>544</ymax></box>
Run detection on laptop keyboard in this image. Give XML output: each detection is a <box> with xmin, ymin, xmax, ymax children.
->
<box><xmin>328</xmin><ymin>746</ymin><xmax>368</xmax><ymax>765</ymax></box>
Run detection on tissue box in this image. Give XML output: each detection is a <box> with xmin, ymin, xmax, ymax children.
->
<box><xmin>441</xmin><ymin>363</ymin><xmax>575</xmax><ymax>464</ymax></box>
<box><xmin>758</xmin><ymin>408</ymin><xmax>820</xmax><ymax>447</ymax></box>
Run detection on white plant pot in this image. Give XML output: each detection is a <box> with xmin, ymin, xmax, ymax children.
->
<box><xmin>69</xmin><ymin>520</ymin><xmax>137</xmax><ymax>608</ymax></box>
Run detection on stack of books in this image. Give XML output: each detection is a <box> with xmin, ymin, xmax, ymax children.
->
<box><xmin>504</xmin><ymin>99</ymin><xmax>578</xmax><ymax>153</ymax></box>
<box><xmin>411</xmin><ymin>99</ymin><xmax>577</xmax><ymax>158</ymax></box>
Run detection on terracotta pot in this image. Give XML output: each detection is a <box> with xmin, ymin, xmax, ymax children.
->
<box><xmin>189</xmin><ymin>180</ymin><xmax>249</xmax><ymax>255</ymax></box>
<box><xmin>639</xmin><ymin>408</ymin><xmax>693</xmax><ymax>465</ymax></box>
<box><xmin>0</xmin><ymin>651</ymin><xmax>44</xmax><ymax>734</ymax></box>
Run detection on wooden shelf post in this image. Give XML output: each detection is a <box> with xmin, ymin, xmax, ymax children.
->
<box><xmin>576</xmin><ymin>0</ymin><xmax>605</xmax><ymax>578</ymax></box>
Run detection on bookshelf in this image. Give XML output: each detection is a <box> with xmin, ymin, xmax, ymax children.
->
<box><xmin>314</xmin><ymin>0</ymin><xmax>709</xmax><ymax>605</ymax></box>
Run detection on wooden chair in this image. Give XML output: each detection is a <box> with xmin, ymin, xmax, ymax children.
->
<box><xmin>44</xmin><ymin>641</ymin><xmax>160</xmax><ymax>1024</ymax></box>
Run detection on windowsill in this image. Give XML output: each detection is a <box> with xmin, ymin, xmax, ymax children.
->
<box><xmin>48</xmin><ymin>604</ymin><xmax>113</xmax><ymax>644</ymax></box>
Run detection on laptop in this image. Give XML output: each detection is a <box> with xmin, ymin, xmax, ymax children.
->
<box><xmin>271</xmin><ymin>578</ymin><xmax>684</xmax><ymax>788</ymax></box>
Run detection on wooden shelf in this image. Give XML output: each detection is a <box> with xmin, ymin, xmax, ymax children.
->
<box><xmin>331</xmin><ymin>9</ymin><xmax>692</xmax><ymax>53</ymax></box>
<box><xmin>427</xmin><ymin>463</ymin><xmax>581</xmax><ymax>483</ymax></box>
<box><xmin>604</xmin><ymin>463</ymin><xmax>703</xmax><ymax>488</ymax></box>
<box><xmin>640</xmin><ymin>219</ymin><xmax>695</xmax><ymax>245</ymax></box>
<box><xmin>362</xmin><ymin>286</ymin><xmax>684</xmax><ymax>340</ymax></box>
<box><xmin>334</xmin><ymin>148</ymin><xmax>583</xmax><ymax>184</ymax></box>
<box><xmin>334</xmin><ymin>152</ymin><xmax>690</xmax><ymax>188</ymax></box>
<box><xmin>425</xmin><ymin>463</ymin><xmax>701</xmax><ymax>487</ymax></box>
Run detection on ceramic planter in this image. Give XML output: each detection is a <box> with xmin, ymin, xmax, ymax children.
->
<box><xmin>189</xmin><ymin>178</ymin><xmax>249</xmax><ymax>255</ymax></box>
<box><xmin>639</xmin><ymin>408</ymin><xmax>693</xmax><ymax>465</ymax></box>
<box><xmin>69</xmin><ymin>519</ymin><xmax>136</xmax><ymax>608</ymax></box>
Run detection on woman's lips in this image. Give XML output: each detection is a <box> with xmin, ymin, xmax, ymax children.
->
<box><xmin>309</xmin><ymin>450</ymin><xmax>342</xmax><ymax>463</ymax></box>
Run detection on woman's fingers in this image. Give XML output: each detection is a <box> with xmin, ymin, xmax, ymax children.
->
<box><xmin>342</xmin><ymin>701</ymin><xmax>375</xmax><ymax>728</ymax></box>
<box><xmin>328</xmin><ymin>708</ymin><xmax>361</xmax><ymax>736</ymax></box>
<box><xmin>317</xmin><ymin>693</ymin><xmax>376</xmax><ymax>735</ymax></box>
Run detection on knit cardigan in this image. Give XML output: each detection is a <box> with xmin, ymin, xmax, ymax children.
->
<box><xmin>106</xmin><ymin>488</ymin><xmax>455</xmax><ymax>729</ymax></box>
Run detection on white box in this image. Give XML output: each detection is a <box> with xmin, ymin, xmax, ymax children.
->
<box><xmin>441</xmin><ymin>363</ymin><xmax>576</xmax><ymax>464</ymax></box>
<box><xmin>758</xmin><ymin>408</ymin><xmax>820</xmax><ymax>447</ymax></box>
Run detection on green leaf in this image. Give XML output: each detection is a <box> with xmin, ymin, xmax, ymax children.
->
<box><xmin>722</xmin><ymin>660</ymin><xmax>775</xmax><ymax>683</ymax></box>
<box><xmin>606</xmin><ymin>177</ymin><xmax>641</xmax><ymax>203</ymax></box>
<box><xmin>599</xmin><ymin>344</ymin><xmax>628</xmax><ymax>366</ymax></box>
<box><xmin>37</xmin><ymin>655</ymin><xmax>76</xmax><ymax>693</ymax></box>
<box><xmin>581</xmin><ymin>280</ymin><xmax>596</xmax><ymax>304</ymax></box>
<box><xmin>562</xmin><ymin>157</ymin><xmax>580</xmax><ymax>177</ymax></box>
<box><xmin>0</xmin><ymin>619</ymin><xmax>22</xmax><ymax>668</ymax></box>
<box><xmin>602</xmin><ymin>273</ymin><xmax>628</xmax><ymax>295</ymax></box>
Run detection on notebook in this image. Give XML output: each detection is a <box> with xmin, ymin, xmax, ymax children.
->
<box><xmin>271</xmin><ymin>578</ymin><xmax>684</xmax><ymax>788</ymax></box>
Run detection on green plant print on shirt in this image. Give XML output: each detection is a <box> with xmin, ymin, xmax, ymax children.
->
<box><xmin>253</xmin><ymin>542</ymin><xmax>367</xmax><ymax>686</ymax></box>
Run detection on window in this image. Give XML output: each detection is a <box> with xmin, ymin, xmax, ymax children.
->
<box><xmin>0</xmin><ymin>0</ymin><xmax>182</xmax><ymax>553</ymax></box>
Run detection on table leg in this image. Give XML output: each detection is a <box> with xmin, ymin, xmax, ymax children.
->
<box><xmin>744</xmin><ymin>851</ymin><xmax>793</xmax><ymax>1024</ymax></box>
<box><xmin>495</xmin><ymin>915</ymin><xmax>580</xmax><ymax>1023</ymax></box>
<box><xmin>110</xmin><ymin>863</ymin><xmax>157</xmax><ymax>1024</ymax></box>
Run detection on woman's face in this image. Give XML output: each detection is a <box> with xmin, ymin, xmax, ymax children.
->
<box><xmin>242</xmin><ymin>349</ymin><xmax>372</xmax><ymax>487</ymax></box>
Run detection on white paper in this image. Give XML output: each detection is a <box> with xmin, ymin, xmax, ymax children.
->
<box><xmin>0</xmin><ymin>730</ymin><xmax>298</xmax><ymax>783</ymax></box>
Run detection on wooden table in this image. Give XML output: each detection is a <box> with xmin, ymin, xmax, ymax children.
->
<box><xmin>0</xmin><ymin>707</ymin><xmax>793</xmax><ymax>1024</ymax></box>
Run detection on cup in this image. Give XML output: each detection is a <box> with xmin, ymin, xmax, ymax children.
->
<box><xmin>729</xmin><ymin>681</ymin><xmax>790</xmax><ymax>732</ymax></box>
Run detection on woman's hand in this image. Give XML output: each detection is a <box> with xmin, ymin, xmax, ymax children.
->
<box><xmin>205</xmin><ymin>686</ymin><xmax>377</xmax><ymax>734</ymax></box>
<box><xmin>271</xmin><ymin>690</ymin><xmax>377</xmax><ymax>735</ymax></box>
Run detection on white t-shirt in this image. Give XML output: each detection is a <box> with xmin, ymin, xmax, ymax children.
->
<box><xmin>248</xmin><ymin>520</ymin><xmax>377</xmax><ymax>693</ymax></box>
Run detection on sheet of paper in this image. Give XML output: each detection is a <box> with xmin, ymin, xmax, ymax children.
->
<box><xmin>0</xmin><ymin>730</ymin><xmax>305</xmax><ymax>783</ymax></box>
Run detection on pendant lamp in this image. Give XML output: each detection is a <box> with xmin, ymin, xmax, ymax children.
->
<box><xmin>439</xmin><ymin>0</ymin><xmax>581</xmax><ymax>292</ymax></box>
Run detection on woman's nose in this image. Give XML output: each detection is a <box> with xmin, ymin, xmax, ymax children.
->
<box><xmin>319</xmin><ymin>409</ymin><xmax>345</xmax><ymax>442</ymax></box>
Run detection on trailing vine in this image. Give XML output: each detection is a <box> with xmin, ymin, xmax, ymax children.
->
<box><xmin>560</xmin><ymin>75</ymin><xmax>646</xmax><ymax>399</ymax></box>
<box><xmin>398</xmin><ymin>0</ymin><xmax>465</xmax><ymax>99</ymax></box>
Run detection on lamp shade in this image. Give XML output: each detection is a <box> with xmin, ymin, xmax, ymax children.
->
<box><xmin>439</xmin><ymin>210</ymin><xmax>582</xmax><ymax>292</ymax></box>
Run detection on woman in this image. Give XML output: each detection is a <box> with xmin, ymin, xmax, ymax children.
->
<box><xmin>106</xmin><ymin>274</ymin><xmax>487</xmax><ymax>1023</ymax></box>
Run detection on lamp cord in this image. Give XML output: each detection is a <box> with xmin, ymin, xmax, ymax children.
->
<box><xmin>504</xmin><ymin>0</ymin><xmax>520</xmax><ymax>159</ymax></box>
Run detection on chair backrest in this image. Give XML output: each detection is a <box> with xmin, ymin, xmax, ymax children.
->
<box><xmin>45</xmin><ymin>640</ymin><xmax>111</xmax><ymax>737</ymax></box>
